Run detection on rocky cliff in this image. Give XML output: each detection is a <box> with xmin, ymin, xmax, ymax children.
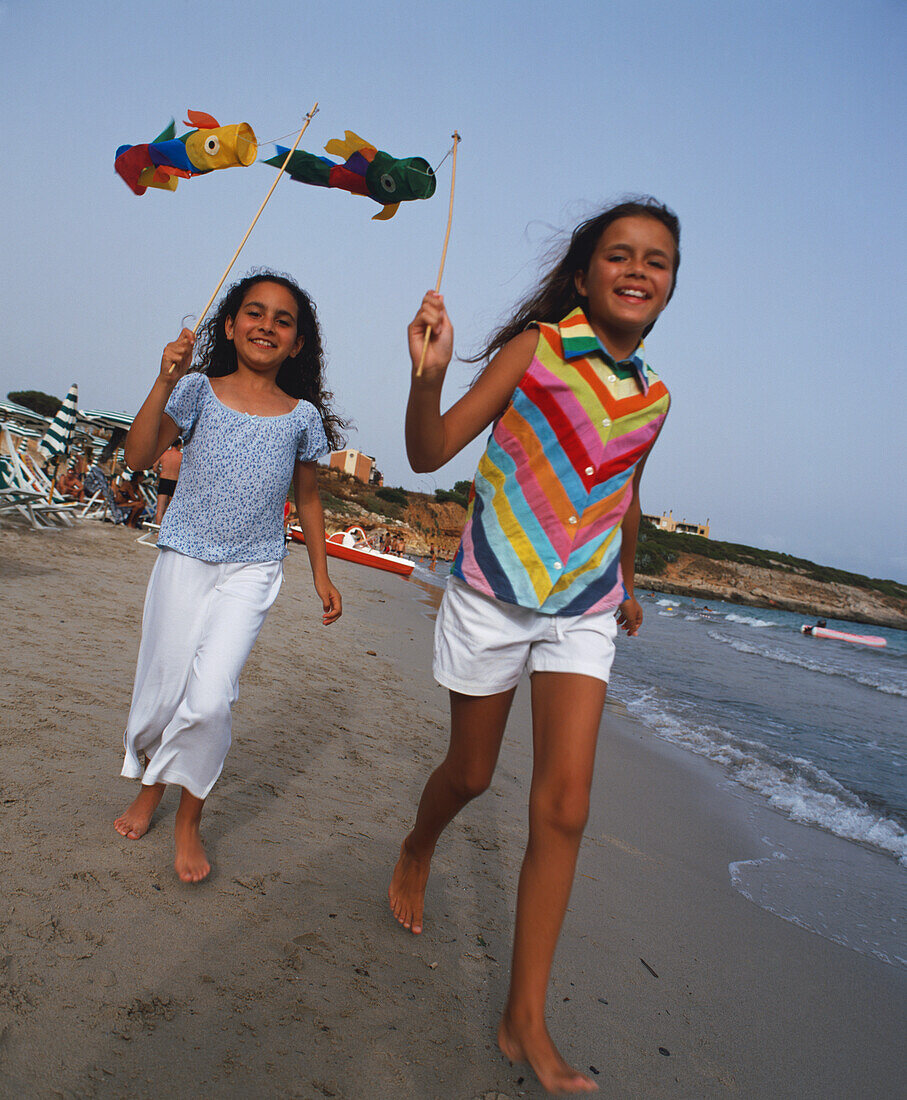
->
<box><xmin>637</xmin><ymin>553</ymin><xmax>907</xmax><ymax>630</ymax></box>
<box><xmin>315</xmin><ymin>466</ymin><xmax>466</xmax><ymax>559</ymax></box>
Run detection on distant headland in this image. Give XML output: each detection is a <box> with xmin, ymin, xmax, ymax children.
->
<box><xmin>315</xmin><ymin>466</ymin><xmax>907</xmax><ymax>630</ymax></box>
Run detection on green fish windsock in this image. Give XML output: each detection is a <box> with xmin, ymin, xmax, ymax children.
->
<box><xmin>265</xmin><ymin>130</ymin><xmax>435</xmax><ymax>220</ymax></box>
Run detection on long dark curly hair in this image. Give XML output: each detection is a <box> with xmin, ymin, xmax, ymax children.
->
<box><xmin>469</xmin><ymin>197</ymin><xmax>681</xmax><ymax>365</ymax></box>
<box><xmin>192</xmin><ymin>270</ymin><xmax>348</xmax><ymax>451</ymax></box>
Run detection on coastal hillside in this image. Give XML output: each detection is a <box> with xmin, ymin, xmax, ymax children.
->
<box><xmin>313</xmin><ymin>466</ymin><xmax>907</xmax><ymax>629</ymax></box>
<box><xmin>314</xmin><ymin>465</ymin><xmax>467</xmax><ymax>559</ymax></box>
<box><xmin>636</xmin><ymin>553</ymin><xmax>907</xmax><ymax>629</ymax></box>
<box><xmin>635</xmin><ymin>526</ymin><xmax>907</xmax><ymax>629</ymax></box>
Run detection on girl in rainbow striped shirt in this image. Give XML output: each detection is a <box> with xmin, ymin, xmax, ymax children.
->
<box><xmin>390</xmin><ymin>198</ymin><xmax>681</xmax><ymax>1094</ymax></box>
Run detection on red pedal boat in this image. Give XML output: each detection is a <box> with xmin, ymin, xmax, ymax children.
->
<box><xmin>289</xmin><ymin>525</ymin><xmax>415</xmax><ymax>577</ymax></box>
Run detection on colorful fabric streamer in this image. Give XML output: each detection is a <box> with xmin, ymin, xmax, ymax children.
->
<box><xmin>115</xmin><ymin>110</ymin><xmax>257</xmax><ymax>195</ymax></box>
<box><xmin>264</xmin><ymin>130</ymin><xmax>436</xmax><ymax>219</ymax></box>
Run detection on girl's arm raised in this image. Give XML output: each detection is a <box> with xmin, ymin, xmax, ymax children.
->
<box><xmin>405</xmin><ymin>292</ymin><xmax>536</xmax><ymax>473</ymax></box>
<box><xmin>124</xmin><ymin>329</ymin><xmax>194</xmax><ymax>471</ymax></box>
<box><xmin>293</xmin><ymin>460</ymin><xmax>342</xmax><ymax>625</ymax></box>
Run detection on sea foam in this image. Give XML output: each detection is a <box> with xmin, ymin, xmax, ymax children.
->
<box><xmin>621</xmin><ymin>689</ymin><xmax>907</xmax><ymax>866</ymax></box>
<box><xmin>730</xmin><ymin>850</ymin><xmax>907</xmax><ymax>969</ymax></box>
<box><xmin>707</xmin><ymin>630</ymin><xmax>907</xmax><ymax>697</ymax></box>
<box><xmin>724</xmin><ymin>612</ymin><xmax>777</xmax><ymax>628</ymax></box>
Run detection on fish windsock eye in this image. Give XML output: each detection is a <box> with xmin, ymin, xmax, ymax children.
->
<box><xmin>204</xmin><ymin>134</ymin><xmax>220</xmax><ymax>156</ymax></box>
<box><xmin>379</xmin><ymin>173</ymin><xmax>396</xmax><ymax>194</ymax></box>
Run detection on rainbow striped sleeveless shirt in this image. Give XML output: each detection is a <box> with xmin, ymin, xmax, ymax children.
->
<box><xmin>451</xmin><ymin>307</ymin><xmax>670</xmax><ymax>616</ymax></box>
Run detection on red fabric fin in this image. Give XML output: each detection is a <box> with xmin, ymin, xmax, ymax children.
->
<box><xmin>115</xmin><ymin>144</ymin><xmax>152</xmax><ymax>195</ymax></box>
<box><xmin>184</xmin><ymin>109</ymin><xmax>219</xmax><ymax>129</ymax></box>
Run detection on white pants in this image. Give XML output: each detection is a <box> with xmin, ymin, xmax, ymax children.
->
<box><xmin>121</xmin><ymin>549</ymin><xmax>283</xmax><ymax>800</ymax></box>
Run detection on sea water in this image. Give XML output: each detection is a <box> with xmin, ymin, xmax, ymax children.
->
<box><xmin>409</xmin><ymin>560</ymin><xmax>907</xmax><ymax>966</ymax></box>
<box><xmin>620</xmin><ymin>593</ymin><xmax>907</xmax><ymax>864</ymax></box>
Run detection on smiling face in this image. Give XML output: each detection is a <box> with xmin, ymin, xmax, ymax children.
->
<box><xmin>224</xmin><ymin>281</ymin><xmax>304</xmax><ymax>375</ymax></box>
<box><xmin>574</xmin><ymin>215</ymin><xmax>676</xmax><ymax>358</ymax></box>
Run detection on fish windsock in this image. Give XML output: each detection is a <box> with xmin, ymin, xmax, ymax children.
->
<box><xmin>115</xmin><ymin>110</ymin><xmax>257</xmax><ymax>195</ymax></box>
<box><xmin>264</xmin><ymin>130</ymin><xmax>435</xmax><ymax>220</ymax></box>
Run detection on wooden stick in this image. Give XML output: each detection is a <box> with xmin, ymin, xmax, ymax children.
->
<box><xmin>416</xmin><ymin>131</ymin><xmax>461</xmax><ymax>377</ymax></box>
<box><xmin>169</xmin><ymin>102</ymin><xmax>319</xmax><ymax>373</ymax></box>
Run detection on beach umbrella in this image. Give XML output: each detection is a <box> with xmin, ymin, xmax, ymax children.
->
<box><xmin>78</xmin><ymin>409</ymin><xmax>135</xmax><ymax>430</ymax></box>
<box><xmin>37</xmin><ymin>383</ymin><xmax>79</xmax><ymax>465</ymax></box>
<box><xmin>0</xmin><ymin>400</ymin><xmax>51</xmax><ymax>430</ymax></box>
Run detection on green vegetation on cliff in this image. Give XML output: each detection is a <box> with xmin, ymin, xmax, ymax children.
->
<box><xmin>637</xmin><ymin>521</ymin><xmax>907</xmax><ymax>599</ymax></box>
<box><xmin>434</xmin><ymin>480</ymin><xmax>470</xmax><ymax>509</ymax></box>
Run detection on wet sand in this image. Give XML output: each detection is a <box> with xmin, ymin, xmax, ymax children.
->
<box><xmin>0</xmin><ymin>521</ymin><xmax>904</xmax><ymax>1098</ymax></box>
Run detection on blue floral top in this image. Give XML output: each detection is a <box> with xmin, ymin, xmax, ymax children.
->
<box><xmin>158</xmin><ymin>373</ymin><xmax>328</xmax><ymax>562</ymax></box>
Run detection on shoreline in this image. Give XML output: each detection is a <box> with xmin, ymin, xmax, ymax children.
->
<box><xmin>0</xmin><ymin>522</ymin><xmax>904</xmax><ymax>1097</ymax></box>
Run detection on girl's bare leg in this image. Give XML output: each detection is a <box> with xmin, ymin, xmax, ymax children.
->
<box><xmin>114</xmin><ymin>780</ymin><xmax>166</xmax><ymax>839</ymax></box>
<box><xmin>498</xmin><ymin>671</ymin><xmax>607</xmax><ymax>1095</ymax></box>
<box><xmin>389</xmin><ymin>687</ymin><xmax>515</xmax><ymax>933</ymax></box>
<box><xmin>174</xmin><ymin>788</ymin><xmax>210</xmax><ymax>883</ymax></box>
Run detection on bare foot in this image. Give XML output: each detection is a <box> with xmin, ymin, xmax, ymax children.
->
<box><xmin>174</xmin><ymin>815</ymin><xmax>210</xmax><ymax>883</ymax></box>
<box><xmin>498</xmin><ymin>1012</ymin><xmax>598</xmax><ymax>1095</ymax></box>
<box><xmin>388</xmin><ymin>835</ymin><xmax>431</xmax><ymax>934</ymax></box>
<box><xmin>114</xmin><ymin>783</ymin><xmax>165</xmax><ymax>839</ymax></box>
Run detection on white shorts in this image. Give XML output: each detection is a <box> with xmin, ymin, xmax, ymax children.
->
<box><xmin>433</xmin><ymin>576</ymin><xmax>618</xmax><ymax>697</ymax></box>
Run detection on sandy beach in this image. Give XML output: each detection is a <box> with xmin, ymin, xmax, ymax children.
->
<box><xmin>1</xmin><ymin>521</ymin><xmax>904</xmax><ymax>1098</ymax></box>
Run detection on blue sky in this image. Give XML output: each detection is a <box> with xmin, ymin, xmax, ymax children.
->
<box><xmin>1</xmin><ymin>0</ymin><xmax>904</xmax><ymax>580</ymax></box>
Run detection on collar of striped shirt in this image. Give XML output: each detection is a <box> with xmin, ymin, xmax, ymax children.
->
<box><xmin>557</xmin><ymin>307</ymin><xmax>649</xmax><ymax>395</ymax></box>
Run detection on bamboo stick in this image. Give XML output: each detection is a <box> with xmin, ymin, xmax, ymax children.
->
<box><xmin>169</xmin><ymin>102</ymin><xmax>319</xmax><ymax>373</ymax></box>
<box><xmin>416</xmin><ymin>131</ymin><xmax>461</xmax><ymax>377</ymax></box>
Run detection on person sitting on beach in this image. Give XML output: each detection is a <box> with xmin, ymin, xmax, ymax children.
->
<box><xmin>113</xmin><ymin>470</ymin><xmax>150</xmax><ymax>528</ymax></box>
<box><xmin>56</xmin><ymin>464</ymin><xmax>85</xmax><ymax>501</ymax></box>
<box><xmin>59</xmin><ymin>451</ymin><xmax>91</xmax><ymax>499</ymax></box>
<box><xmin>389</xmin><ymin>198</ymin><xmax>680</xmax><ymax>1094</ymax></box>
<box><xmin>153</xmin><ymin>438</ymin><xmax>182</xmax><ymax>525</ymax></box>
<box><xmin>114</xmin><ymin>271</ymin><xmax>345</xmax><ymax>884</ymax></box>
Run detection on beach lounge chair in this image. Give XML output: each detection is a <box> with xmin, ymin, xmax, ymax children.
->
<box><xmin>0</xmin><ymin>454</ymin><xmax>48</xmax><ymax>528</ymax></box>
<box><xmin>0</xmin><ymin>427</ymin><xmax>79</xmax><ymax>528</ymax></box>
<box><xmin>136</xmin><ymin>520</ymin><xmax>161</xmax><ymax>547</ymax></box>
<box><xmin>77</xmin><ymin>486</ymin><xmax>106</xmax><ymax>519</ymax></box>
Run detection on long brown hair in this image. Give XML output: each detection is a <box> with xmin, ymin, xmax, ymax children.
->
<box><xmin>469</xmin><ymin>197</ymin><xmax>681</xmax><ymax>365</ymax></box>
<box><xmin>192</xmin><ymin>270</ymin><xmax>349</xmax><ymax>451</ymax></box>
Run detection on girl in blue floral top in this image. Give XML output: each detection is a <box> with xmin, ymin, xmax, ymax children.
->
<box><xmin>114</xmin><ymin>272</ymin><xmax>345</xmax><ymax>883</ymax></box>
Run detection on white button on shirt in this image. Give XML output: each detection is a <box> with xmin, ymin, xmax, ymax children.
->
<box><xmin>585</xmin><ymin>466</ymin><xmax>594</xmax><ymax>476</ymax></box>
